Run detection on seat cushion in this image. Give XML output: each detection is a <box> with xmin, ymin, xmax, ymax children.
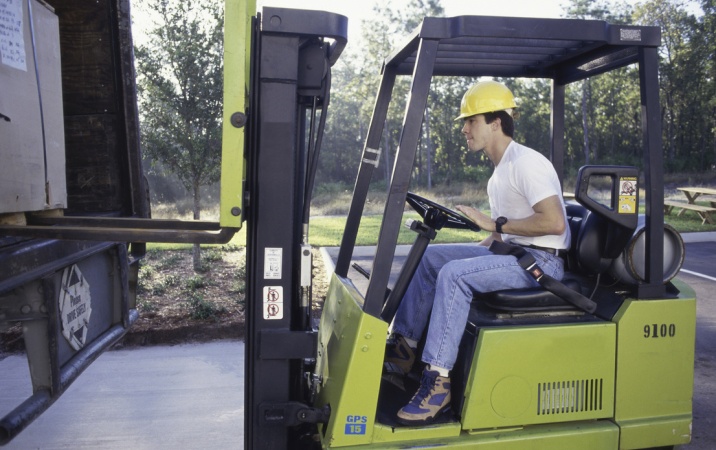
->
<box><xmin>476</xmin><ymin>278</ymin><xmax>583</xmax><ymax>312</ymax></box>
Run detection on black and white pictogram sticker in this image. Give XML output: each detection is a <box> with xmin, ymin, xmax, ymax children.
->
<box><xmin>263</xmin><ymin>286</ymin><xmax>283</xmax><ymax>320</ymax></box>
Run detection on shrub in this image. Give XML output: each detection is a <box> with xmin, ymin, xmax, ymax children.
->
<box><xmin>186</xmin><ymin>293</ymin><xmax>226</xmax><ymax>320</ymax></box>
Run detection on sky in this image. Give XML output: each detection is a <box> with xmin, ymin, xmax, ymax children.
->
<box><xmin>256</xmin><ymin>0</ymin><xmax>568</xmax><ymax>41</ymax></box>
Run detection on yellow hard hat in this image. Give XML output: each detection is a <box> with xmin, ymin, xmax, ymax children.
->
<box><xmin>455</xmin><ymin>80</ymin><xmax>517</xmax><ymax>121</ymax></box>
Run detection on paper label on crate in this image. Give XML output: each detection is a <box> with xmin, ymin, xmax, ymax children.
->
<box><xmin>0</xmin><ymin>0</ymin><xmax>27</xmax><ymax>71</ymax></box>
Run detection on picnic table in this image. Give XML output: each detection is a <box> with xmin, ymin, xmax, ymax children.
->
<box><xmin>677</xmin><ymin>186</ymin><xmax>716</xmax><ymax>206</ymax></box>
<box><xmin>663</xmin><ymin>186</ymin><xmax>716</xmax><ymax>225</ymax></box>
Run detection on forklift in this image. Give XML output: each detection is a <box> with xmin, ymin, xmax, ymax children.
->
<box><xmin>0</xmin><ymin>2</ymin><xmax>695</xmax><ymax>449</ymax></box>
<box><xmin>248</xmin><ymin>13</ymin><xmax>695</xmax><ymax>450</ymax></box>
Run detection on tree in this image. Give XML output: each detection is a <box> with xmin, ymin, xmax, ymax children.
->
<box><xmin>427</xmin><ymin>76</ymin><xmax>475</xmax><ymax>186</ymax></box>
<box><xmin>562</xmin><ymin>0</ymin><xmax>635</xmax><ymax>168</ymax></box>
<box><xmin>635</xmin><ymin>0</ymin><xmax>713</xmax><ymax>172</ymax></box>
<box><xmin>135</xmin><ymin>0</ymin><xmax>224</xmax><ymax>270</ymax></box>
<box><xmin>300</xmin><ymin>1</ymin><xmax>441</xmax><ymax>190</ymax></box>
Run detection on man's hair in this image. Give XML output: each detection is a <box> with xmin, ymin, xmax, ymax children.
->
<box><xmin>483</xmin><ymin>111</ymin><xmax>515</xmax><ymax>137</ymax></box>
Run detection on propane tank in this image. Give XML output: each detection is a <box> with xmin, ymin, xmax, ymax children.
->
<box><xmin>610</xmin><ymin>216</ymin><xmax>685</xmax><ymax>285</ymax></box>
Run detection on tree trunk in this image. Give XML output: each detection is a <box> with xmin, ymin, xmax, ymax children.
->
<box><xmin>382</xmin><ymin>124</ymin><xmax>391</xmax><ymax>191</ymax></box>
<box><xmin>192</xmin><ymin>181</ymin><xmax>201</xmax><ymax>271</ymax></box>
<box><xmin>666</xmin><ymin>89</ymin><xmax>676</xmax><ymax>164</ymax></box>
<box><xmin>424</xmin><ymin>107</ymin><xmax>433</xmax><ymax>190</ymax></box>
<box><xmin>581</xmin><ymin>80</ymin><xmax>591</xmax><ymax>165</ymax></box>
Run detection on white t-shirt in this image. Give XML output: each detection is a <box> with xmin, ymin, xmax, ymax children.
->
<box><xmin>487</xmin><ymin>141</ymin><xmax>570</xmax><ymax>250</ymax></box>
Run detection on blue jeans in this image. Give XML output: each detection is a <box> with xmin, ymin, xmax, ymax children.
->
<box><xmin>392</xmin><ymin>244</ymin><xmax>564</xmax><ymax>371</ymax></box>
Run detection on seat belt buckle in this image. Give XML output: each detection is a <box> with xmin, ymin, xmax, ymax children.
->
<box><xmin>525</xmin><ymin>262</ymin><xmax>544</xmax><ymax>281</ymax></box>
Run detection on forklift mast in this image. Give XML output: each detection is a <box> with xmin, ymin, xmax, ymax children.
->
<box><xmin>241</xmin><ymin>7</ymin><xmax>347</xmax><ymax>450</ymax></box>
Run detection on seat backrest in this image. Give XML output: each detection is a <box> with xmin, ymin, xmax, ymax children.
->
<box><xmin>566</xmin><ymin>165</ymin><xmax>640</xmax><ymax>276</ymax></box>
<box><xmin>565</xmin><ymin>204</ymin><xmax>613</xmax><ymax>275</ymax></box>
<box><xmin>574</xmin><ymin>165</ymin><xmax>639</xmax><ymax>256</ymax></box>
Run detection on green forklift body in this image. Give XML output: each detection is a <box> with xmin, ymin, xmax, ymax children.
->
<box><xmin>315</xmin><ymin>277</ymin><xmax>696</xmax><ymax>450</ymax></box>
<box><xmin>316</xmin><ymin>273</ymin><xmax>388</xmax><ymax>447</ymax></box>
<box><xmin>462</xmin><ymin>322</ymin><xmax>616</xmax><ymax>429</ymax></box>
<box><xmin>613</xmin><ymin>278</ymin><xmax>696</xmax><ymax>449</ymax></box>
<box><xmin>315</xmin><ymin>275</ymin><xmax>622</xmax><ymax>450</ymax></box>
<box><xmin>219</xmin><ymin>0</ymin><xmax>255</xmax><ymax>228</ymax></box>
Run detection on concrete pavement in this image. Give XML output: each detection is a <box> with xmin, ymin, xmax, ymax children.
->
<box><xmin>0</xmin><ymin>341</ymin><xmax>244</xmax><ymax>449</ymax></box>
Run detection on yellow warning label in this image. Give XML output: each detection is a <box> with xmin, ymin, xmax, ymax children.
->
<box><xmin>618</xmin><ymin>177</ymin><xmax>638</xmax><ymax>214</ymax></box>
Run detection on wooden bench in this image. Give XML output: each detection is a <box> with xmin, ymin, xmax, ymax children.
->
<box><xmin>664</xmin><ymin>200</ymin><xmax>716</xmax><ymax>225</ymax></box>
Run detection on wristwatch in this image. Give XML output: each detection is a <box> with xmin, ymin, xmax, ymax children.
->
<box><xmin>495</xmin><ymin>216</ymin><xmax>508</xmax><ymax>234</ymax></box>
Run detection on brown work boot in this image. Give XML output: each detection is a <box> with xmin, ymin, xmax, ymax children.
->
<box><xmin>396</xmin><ymin>368</ymin><xmax>451</xmax><ymax>425</ymax></box>
<box><xmin>384</xmin><ymin>334</ymin><xmax>416</xmax><ymax>376</ymax></box>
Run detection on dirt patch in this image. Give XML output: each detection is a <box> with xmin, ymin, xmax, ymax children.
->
<box><xmin>118</xmin><ymin>246</ymin><xmax>329</xmax><ymax>347</ymax></box>
<box><xmin>117</xmin><ymin>247</ymin><xmax>247</xmax><ymax>347</ymax></box>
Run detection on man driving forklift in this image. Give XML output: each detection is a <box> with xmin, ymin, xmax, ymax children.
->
<box><xmin>385</xmin><ymin>80</ymin><xmax>571</xmax><ymax>425</ymax></box>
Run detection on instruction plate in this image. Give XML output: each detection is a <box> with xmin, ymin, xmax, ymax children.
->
<box><xmin>264</xmin><ymin>247</ymin><xmax>282</xmax><ymax>279</ymax></box>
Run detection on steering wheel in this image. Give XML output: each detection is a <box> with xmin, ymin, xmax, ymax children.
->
<box><xmin>405</xmin><ymin>192</ymin><xmax>481</xmax><ymax>232</ymax></box>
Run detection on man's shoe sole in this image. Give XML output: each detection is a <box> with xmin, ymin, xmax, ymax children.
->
<box><xmin>396</xmin><ymin>405</ymin><xmax>451</xmax><ymax>426</ymax></box>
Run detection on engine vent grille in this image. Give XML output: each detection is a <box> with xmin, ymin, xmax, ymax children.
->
<box><xmin>537</xmin><ymin>379</ymin><xmax>603</xmax><ymax>415</ymax></box>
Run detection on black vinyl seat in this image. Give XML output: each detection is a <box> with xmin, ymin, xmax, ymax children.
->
<box><xmin>476</xmin><ymin>203</ymin><xmax>614</xmax><ymax>314</ymax></box>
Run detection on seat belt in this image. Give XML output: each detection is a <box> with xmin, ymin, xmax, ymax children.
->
<box><xmin>488</xmin><ymin>240</ymin><xmax>598</xmax><ymax>314</ymax></box>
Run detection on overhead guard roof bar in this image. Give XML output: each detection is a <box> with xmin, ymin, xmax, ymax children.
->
<box><xmin>384</xmin><ymin>16</ymin><xmax>659</xmax><ymax>81</ymax></box>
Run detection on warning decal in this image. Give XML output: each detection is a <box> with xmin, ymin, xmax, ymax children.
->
<box><xmin>59</xmin><ymin>264</ymin><xmax>92</xmax><ymax>351</ymax></box>
<box><xmin>264</xmin><ymin>248</ymin><xmax>282</xmax><ymax>279</ymax></box>
<box><xmin>263</xmin><ymin>286</ymin><xmax>283</xmax><ymax>320</ymax></box>
<box><xmin>618</xmin><ymin>177</ymin><xmax>637</xmax><ymax>214</ymax></box>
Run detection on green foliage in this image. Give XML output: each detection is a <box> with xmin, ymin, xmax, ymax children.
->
<box><xmin>634</xmin><ymin>0</ymin><xmax>715</xmax><ymax>173</ymax></box>
<box><xmin>184</xmin><ymin>275</ymin><xmax>208</xmax><ymax>291</ymax></box>
<box><xmin>135</xmin><ymin>0</ymin><xmax>224</xmax><ymax>193</ymax></box>
<box><xmin>201</xmin><ymin>249</ymin><xmax>223</xmax><ymax>263</ymax></box>
<box><xmin>138</xmin><ymin>251</ymin><xmax>187</xmax><ymax>296</ymax></box>
<box><xmin>186</xmin><ymin>292</ymin><xmax>226</xmax><ymax>320</ymax></box>
<box><xmin>153</xmin><ymin>253</ymin><xmax>183</xmax><ymax>270</ymax></box>
<box><xmin>138</xmin><ymin>300</ymin><xmax>158</xmax><ymax>313</ymax></box>
<box><xmin>135</xmin><ymin>0</ymin><xmax>224</xmax><ymax>269</ymax></box>
<box><xmin>316</xmin><ymin>0</ymin><xmax>714</xmax><ymax>188</ymax></box>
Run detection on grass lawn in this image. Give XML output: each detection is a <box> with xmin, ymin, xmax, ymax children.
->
<box><xmin>146</xmin><ymin>204</ymin><xmax>715</xmax><ymax>252</ymax></box>
<box><xmin>146</xmin><ymin>212</ymin><xmax>487</xmax><ymax>251</ymax></box>
<box><xmin>662</xmin><ymin>201</ymin><xmax>716</xmax><ymax>232</ymax></box>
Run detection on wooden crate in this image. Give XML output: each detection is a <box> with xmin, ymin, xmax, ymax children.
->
<box><xmin>0</xmin><ymin>0</ymin><xmax>66</xmax><ymax>214</ymax></box>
